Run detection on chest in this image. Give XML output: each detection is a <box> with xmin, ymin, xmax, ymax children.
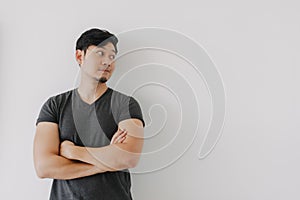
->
<box><xmin>58</xmin><ymin>101</ymin><xmax>119</xmax><ymax>147</ymax></box>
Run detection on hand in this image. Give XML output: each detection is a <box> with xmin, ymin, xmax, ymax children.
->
<box><xmin>60</xmin><ymin>140</ymin><xmax>75</xmax><ymax>160</ymax></box>
<box><xmin>110</xmin><ymin>128</ymin><xmax>127</xmax><ymax>145</ymax></box>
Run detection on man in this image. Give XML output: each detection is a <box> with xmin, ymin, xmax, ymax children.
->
<box><xmin>33</xmin><ymin>28</ymin><xmax>145</xmax><ymax>200</ymax></box>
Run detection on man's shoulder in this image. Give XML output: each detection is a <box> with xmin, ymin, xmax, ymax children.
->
<box><xmin>110</xmin><ymin>88</ymin><xmax>129</xmax><ymax>98</ymax></box>
<box><xmin>110</xmin><ymin>88</ymin><xmax>136</xmax><ymax>103</ymax></box>
<box><xmin>47</xmin><ymin>88</ymin><xmax>74</xmax><ymax>103</ymax></box>
<box><xmin>110</xmin><ymin>88</ymin><xmax>142</xmax><ymax>108</ymax></box>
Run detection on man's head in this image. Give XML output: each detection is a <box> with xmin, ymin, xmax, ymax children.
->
<box><xmin>75</xmin><ymin>28</ymin><xmax>118</xmax><ymax>83</ymax></box>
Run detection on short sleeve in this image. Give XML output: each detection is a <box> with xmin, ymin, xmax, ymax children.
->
<box><xmin>35</xmin><ymin>97</ymin><xmax>58</xmax><ymax>126</ymax></box>
<box><xmin>118</xmin><ymin>96</ymin><xmax>145</xmax><ymax>127</ymax></box>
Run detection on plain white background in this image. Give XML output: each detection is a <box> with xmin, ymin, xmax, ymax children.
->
<box><xmin>0</xmin><ymin>0</ymin><xmax>299</xmax><ymax>199</ymax></box>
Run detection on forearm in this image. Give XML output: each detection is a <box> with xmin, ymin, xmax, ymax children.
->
<box><xmin>36</xmin><ymin>154</ymin><xmax>106</xmax><ymax>180</ymax></box>
<box><xmin>59</xmin><ymin>120</ymin><xmax>143</xmax><ymax>171</ymax></box>
<box><xmin>72</xmin><ymin>144</ymin><xmax>140</xmax><ymax>171</ymax></box>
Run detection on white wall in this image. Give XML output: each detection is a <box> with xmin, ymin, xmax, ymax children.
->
<box><xmin>0</xmin><ymin>0</ymin><xmax>299</xmax><ymax>199</ymax></box>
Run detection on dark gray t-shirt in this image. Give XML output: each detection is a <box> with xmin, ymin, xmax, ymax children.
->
<box><xmin>36</xmin><ymin>87</ymin><xmax>145</xmax><ymax>200</ymax></box>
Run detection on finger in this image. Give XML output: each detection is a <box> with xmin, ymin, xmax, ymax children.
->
<box><xmin>114</xmin><ymin>131</ymin><xmax>127</xmax><ymax>140</ymax></box>
<box><xmin>116</xmin><ymin>129</ymin><xmax>126</xmax><ymax>135</ymax></box>
<box><xmin>116</xmin><ymin>132</ymin><xmax>127</xmax><ymax>142</ymax></box>
<box><xmin>111</xmin><ymin>130</ymin><xmax>126</xmax><ymax>144</ymax></box>
<box><xmin>119</xmin><ymin>136</ymin><xmax>126</xmax><ymax>143</ymax></box>
<box><xmin>116</xmin><ymin>130</ymin><xmax>126</xmax><ymax>138</ymax></box>
<box><xmin>118</xmin><ymin>130</ymin><xmax>127</xmax><ymax>137</ymax></box>
<box><xmin>111</xmin><ymin>129</ymin><xmax>125</xmax><ymax>141</ymax></box>
<box><xmin>116</xmin><ymin>134</ymin><xmax>127</xmax><ymax>143</ymax></box>
<box><xmin>113</xmin><ymin>131</ymin><xmax>127</xmax><ymax>144</ymax></box>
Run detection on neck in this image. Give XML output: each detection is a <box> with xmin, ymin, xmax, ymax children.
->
<box><xmin>77</xmin><ymin>74</ymin><xmax>108</xmax><ymax>101</ymax></box>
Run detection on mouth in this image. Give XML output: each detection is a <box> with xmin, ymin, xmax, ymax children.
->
<box><xmin>98</xmin><ymin>69</ymin><xmax>110</xmax><ymax>72</ymax></box>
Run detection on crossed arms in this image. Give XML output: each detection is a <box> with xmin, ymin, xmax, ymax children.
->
<box><xmin>33</xmin><ymin>118</ymin><xmax>144</xmax><ymax>180</ymax></box>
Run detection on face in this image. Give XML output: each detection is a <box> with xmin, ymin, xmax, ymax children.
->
<box><xmin>76</xmin><ymin>42</ymin><xmax>117</xmax><ymax>83</ymax></box>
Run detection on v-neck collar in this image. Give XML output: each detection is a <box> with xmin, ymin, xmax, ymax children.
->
<box><xmin>74</xmin><ymin>87</ymin><xmax>111</xmax><ymax>106</ymax></box>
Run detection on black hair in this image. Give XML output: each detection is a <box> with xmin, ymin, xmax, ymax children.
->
<box><xmin>76</xmin><ymin>28</ymin><xmax>118</xmax><ymax>55</ymax></box>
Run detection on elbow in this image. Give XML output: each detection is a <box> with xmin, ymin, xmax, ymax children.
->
<box><xmin>113</xmin><ymin>154</ymin><xmax>140</xmax><ymax>170</ymax></box>
<box><xmin>35</xmin><ymin>168</ymin><xmax>47</xmax><ymax>179</ymax></box>
<box><xmin>36</xmin><ymin>171</ymin><xmax>47</xmax><ymax>179</ymax></box>
<box><xmin>126</xmin><ymin>155</ymin><xmax>141</xmax><ymax>169</ymax></box>
<box><xmin>34</xmin><ymin>161</ymin><xmax>50</xmax><ymax>179</ymax></box>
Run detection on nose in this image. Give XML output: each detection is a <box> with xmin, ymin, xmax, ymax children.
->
<box><xmin>101</xmin><ymin>57</ymin><xmax>111</xmax><ymax>67</ymax></box>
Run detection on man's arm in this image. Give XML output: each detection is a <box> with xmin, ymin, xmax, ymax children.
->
<box><xmin>33</xmin><ymin>122</ymin><xmax>107</xmax><ymax>180</ymax></box>
<box><xmin>61</xmin><ymin>118</ymin><xmax>144</xmax><ymax>171</ymax></box>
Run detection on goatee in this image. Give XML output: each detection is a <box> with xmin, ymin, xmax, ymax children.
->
<box><xmin>99</xmin><ymin>77</ymin><xmax>107</xmax><ymax>83</ymax></box>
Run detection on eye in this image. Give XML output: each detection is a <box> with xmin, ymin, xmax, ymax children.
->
<box><xmin>96</xmin><ymin>51</ymin><xmax>104</xmax><ymax>56</ymax></box>
<box><xmin>109</xmin><ymin>55</ymin><xmax>115</xmax><ymax>60</ymax></box>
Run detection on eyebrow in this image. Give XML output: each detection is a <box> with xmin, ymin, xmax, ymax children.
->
<box><xmin>97</xmin><ymin>46</ymin><xmax>116</xmax><ymax>53</ymax></box>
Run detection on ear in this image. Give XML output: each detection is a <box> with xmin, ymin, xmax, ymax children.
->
<box><xmin>75</xmin><ymin>50</ymin><xmax>84</xmax><ymax>66</ymax></box>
